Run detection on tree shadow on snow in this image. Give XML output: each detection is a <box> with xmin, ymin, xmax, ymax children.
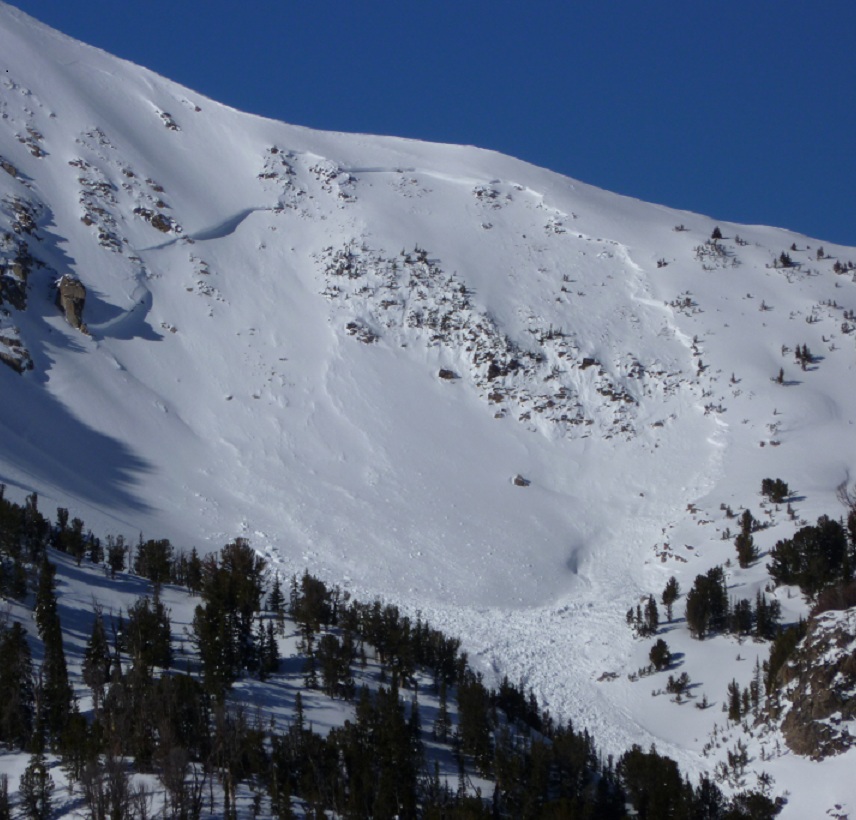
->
<box><xmin>0</xmin><ymin>364</ymin><xmax>154</xmax><ymax>515</ymax></box>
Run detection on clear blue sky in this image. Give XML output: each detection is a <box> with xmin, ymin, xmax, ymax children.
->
<box><xmin>13</xmin><ymin>1</ymin><xmax>856</xmax><ymax>245</ymax></box>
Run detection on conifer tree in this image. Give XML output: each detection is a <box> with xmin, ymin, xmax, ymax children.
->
<box><xmin>727</xmin><ymin>680</ymin><xmax>742</xmax><ymax>722</ymax></box>
<box><xmin>0</xmin><ymin>621</ymin><xmax>34</xmax><ymax>748</ymax></box>
<box><xmin>649</xmin><ymin>639</ymin><xmax>671</xmax><ymax>671</ymax></box>
<box><xmin>33</xmin><ymin>558</ymin><xmax>73</xmax><ymax>746</ymax></box>
<box><xmin>82</xmin><ymin>609</ymin><xmax>111</xmax><ymax>713</ymax></box>
<box><xmin>434</xmin><ymin>680</ymin><xmax>451</xmax><ymax>742</ymax></box>
<box><xmin>268</xmin><ymin>572</ymin><xmax>286</xmax><ymax>635</ymax></box>
<box><xmin>735</xmin><ymin>530</ymin><xmax>758</xmax><ymax>568</ymax></box>
<box><xmin>0</xmin><ymin>774</ymin><xmax>9</xmax><ymax>820</ymax></box>
<box><xmin>644</xmin><ymin>596</ymin><xmax>660</xmax><ymax>635</ymax></box>
<box><xmin>661</xmin><ymin>576</ymin><xmax>680</xmax><ymax>622</ymax></box>
<box><xmin>106</xmin><ymin>535</ymin><xmax>127</xmax><ymax>578</ymax></box>
<box><xmin>19</xmin><ymin>750</ymin><xmax>54</xmax><ymax>820</ymax></box>
<box><xmin>34</xmin><ymin>557</ymin><xmax>58</xmax><ymax>641</ymax></box>
<box><xmin>125</xmin><ymin>595</ymin><xmax>172</xmax><ymax>671</ymax></box>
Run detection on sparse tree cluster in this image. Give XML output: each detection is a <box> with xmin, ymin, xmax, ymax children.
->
<box><xmin>735</xmin><ymin>508</ymin><xmax>761</xmax><ymax>568</ymax></box>
<box><xmin>626</xmin><ymin>596</ymin><xmax>660</xmax><ymax>637</ymax></box>
<box><xmin>761</xmin><ymin>478</ymin><xmax>790</xmax><ymax>505</ymax></box>
<box><xmin>768</xmin><ymin>514</ymin><xmax>852</xmax><ymax>598</ymax></box>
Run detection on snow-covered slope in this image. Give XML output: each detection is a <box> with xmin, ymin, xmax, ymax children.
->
<box><xmin>2</xmin><ymin>3</ymin><xmax>856</xmax><ymax>813</ymax></box>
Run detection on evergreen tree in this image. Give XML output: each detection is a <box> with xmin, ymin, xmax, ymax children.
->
<box><xmin>23</xmin><ymin>493</ymin><xmax>48</xmax><ymax>561</ymax></box>
<box><xmin>761</xmin><ymin>478</ymin><xmax>790</xmax><ymax>504</ymax></box>
<box><xmin>727</xmin><ymin>680</ymin><xmax>743</xmax><ymax>722</ymax></box>
<box><xmin>192</xmin><ymin>540</ymin><xmax>267</xmax><ymax>690</ymax></box>
<box><xmin>661</xmin><ymin>576</ymin><xmax>680</xmax><ymax>622</ymax></box>
<box><xmin>0</xmin><ymin>621</ymin><xmax>34</xmax><ymax>748</ymax></box>
<box><xmin>685</xmin><ymin>566</ymin><xmax>728</xmax><ymax>639</ymax></box>
<box><xmin>735</xmin><ymin>530</ymin><xmax>759</xmax><ymax>568</ymax></box>
<box><xmin>82</xmin><ymin>610</ymin><xmax>111</xmax><ymax>713</ymax></box>
<box><xmin>0</xmin><ymin>774</ymin><xmax>9</xmax><ymax>820</ymax></box>
<box><xmin>67</xmin><ymin>517</ymin><xmax>86</xmax><ymax>566</ymax></box>
<box><xmin>33</xmin><ymin>558</ymin><xmax>73</xmax><ymax>746</ymax></box>
<box><xmin>618</xmin><ymin>745</ymin><xmax>693</xmax><ymax>820</ymax></box>
<box><xmin>644</xmin><ymin>596</ymin><xmax>660</xmax><ymax>635</ymax></box>
<box><xmin>434</xmin><ymin>680</ymin><xmax>451</xmax><ymax>742</ymax></box>
<box><xmin>34</xmin><ymin>556</ymin><xmax>58</xmax><ymax>641</ymax></box>
<box><xmin>88</xmin><ymin>534</ymin><xmax>104</xmax><ymax>566</ymax></box>
<box><xmin>648</xmin><ymin>639</ymin><xmax>671</xmax><ymax>671</ymax></box>
<box><xmin>193</xmin><ymin>599</ymin><xmax>239</xmax><ymax>698</ymax></box>
<box><xmin>125</xmin><ymin>595</ymin><xmax>172</xmax><ymax>671</ymax></box>
<box><xmin>133</xmin><ymin>538</ymin><xmax>173</xmax><ymax>590</ymax></box>
<box><xmin>754</xmin><ymin>591</ymin><xmax>781</xmax><ymax>641</ymax></box>
<box><xmin>456</xmin><ymin>671</ymin><xmax>492</xmax><ymax>774</ymax></box>
<box><xmin>268</xmin><ymin>572</ymin><xmax>286</xmax><ymax>635</ymax></box>
<box><xmin>768</xmin><ymin>515</ymin><xmax>849</xmax><ymax>596</ymax></box>
<box><xmin>19</xmin><ymin>751</ymin><xmax>54</xmax><ymax>820</ymax></box>
<box><xmin>106</xmin><ymin>535</ymin><xmax>127</xmax><ymax>578</ymax></box>
<box><xmin>185</xmin><ymin>547</ymin><xmax>203</xmax><ymax>594</ymax></box>
<box><xmin>728</xmin><ymin>598</ymin><xmax>754</xmax><ymax>635</ymax></box>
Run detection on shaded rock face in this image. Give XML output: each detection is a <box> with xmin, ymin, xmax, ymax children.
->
<box><xmin>779</xmin><ymin>608</ymin><xmax>856</xmax><ymax>758</ymax></box>
<box><xmin>56</xmin><ymin>274</ymin><xmax>89</xmax><ymax>334</ymax></box>
<box><xmin>0</xmin><ymin>329</ymin><xmax>32</xmax><ymax>372</ymax></box>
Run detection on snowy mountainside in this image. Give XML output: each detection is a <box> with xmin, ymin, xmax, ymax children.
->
<box><xmin>1</xmin><ymin>3</ymin><xmax>856</xmax><ymax>813</ymax></box>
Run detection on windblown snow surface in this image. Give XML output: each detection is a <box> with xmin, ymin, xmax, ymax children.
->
<box><xmin>1</xmin><ymin>3</ymin><xmax>855</xmax><ymax>814</ymax></box>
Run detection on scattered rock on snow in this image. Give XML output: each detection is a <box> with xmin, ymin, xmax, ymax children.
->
<box><xmin>56</xmin><ymin>274</ymin><xmax>89</xmax><ymax>334</ymax></box>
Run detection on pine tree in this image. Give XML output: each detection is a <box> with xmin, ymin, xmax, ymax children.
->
<box><xmin>106</xmin><ymin>535</ymin><xmax>127</xmax><ymax>578</ymax></box>
<box><xmin>33</xmin><ymin>558</ymin><xmax>73</xmax><ymax>746</ymax></box>
<box><xmin>434</xmin><ymin>680</ymin><xmax>451</xmax><ymax>742</ymax></box>
<box><xmin>133</xmin><ymin>538</ymin><xmax>173</xmax><ymax>590</ymax></box>
<box><xmin>88</xmin><ymin>535</ymin><xmax>104</xmax><ymax>566</ymax></box>
<box><xmin>264</xmin><ymin>620</ymin><xmax>280</xmax><ymax>676</ymax></box>
<box><xmin>125</xmin><ymin>595</ymin><xmax>172</xmax><ymax>671</ymax></box>
<box><xmin>735</xmin><ymin>531</ymin><xmax>758</xmax><ymax>568</ymax></box>
<box><xmin>0</xmin><ymin>621</ymin><xmax>34</xmax><ymax>748</ymax></box>
<box><xmin>685</xmin><ymin>566</ymin><xmax>728</xmax><ymax>639</ymax></box>
<box><xmin>185</xmin><ymin>547</ymin><xmax>203</xmax><ymax>593</ymax></box>
<box><xmin>82</xmin><ymin>610</ymin><xmax>111</xmax><ymax>713</ymax></box>
<box><xmin>649</xmin><ymin>639</ymin><xmax>671</xmax><ymax>671</ymax></box>
<box><xmin>727</xmin><ymin>680</ymin><xmax>742</xmax><ymax>722</ymax></box>
<box><xmin>0</xmin><ymin>774</ymin><xmax>9</xmax><ymax>820</ymax></box>
<box><xmin>34</xmin><ymin>557</ymin><xmax>58</xmax><ymax>641</ymax></box>
<box><xmin>268</xmin><ymin>572</ymin><xmax>286</xmax><ymax>635</ymax></box>
<box><xmin>644</xmin><ymin>596</ymin><xmax>660</xmax><ymax>635</ymax></box>
<box><xmin>661</xmin><ymin>576</ymin><xmax>680</xmax><ymax>622</ymax></box>
<box><xmin>19</xmin><ymin>751</ymin><xmax>54</xmax><ymax>820</ymax></box>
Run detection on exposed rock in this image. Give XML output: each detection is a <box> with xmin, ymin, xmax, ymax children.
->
<box><xmin>133</xmin><ymin>206</ymin><xmax>180</xmax><ymax>234</ymax></box>
<box><xmin>56</xmin><ymin>274</ymin><xmax>89</xmax><ymax>334</ymax></box>
<box><xmin>438</xmin><ymin>368</ymin><xmax>457</xmax><ymax>380</ymax></box>
<box><xmin>345</xmin><ymin>320</ymin><xmax>377</xmax><ymax>344</ymax></box>
<box><xmin>0</xmin><ymin>157</ymin><xmax>18</xmax><ymax>178</ymax></box>
<box><xmin>0</xmin><ymin>327</ymin><xmax>32</xmax><ymax>373</ymax></box>
<box><xmin>513</xmin><ymin>474</ymin><xmax>530</xmax><ymax>487</ymax></box>
<box><xmin>0</xmin><ymin>237</ymin><xmax>36</xmax><ymax>311</ymax></box>
<box><xmin>778</xmin><ymin>607</ymin><xmax>856</xmax><ymax>758</ymax></box>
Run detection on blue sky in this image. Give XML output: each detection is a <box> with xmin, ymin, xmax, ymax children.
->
<box><xmin>14</xmin><ymin>1</ymin><xmax>856</xmax><ymax>245</ymax></box>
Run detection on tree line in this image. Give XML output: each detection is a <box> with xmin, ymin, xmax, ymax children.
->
<box><xmin>0</xmin><ymin>486</ymin><xmax>782</xmax><ymax>818</ymax></box>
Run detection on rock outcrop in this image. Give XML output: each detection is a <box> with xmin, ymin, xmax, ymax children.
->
<box><xmin>0</xmin><ymin>326</ymin><xmax>32</xmax><ymax>372</ymax></box>
<box><xmin>778</xmin><ymin>607</ymin><xmax>856</xmax><ymax>758</ymax></box>
<box><xmin>56</xmin><ymin>274</ymin><xmax>89</xmax><ymax>334</ymax></box>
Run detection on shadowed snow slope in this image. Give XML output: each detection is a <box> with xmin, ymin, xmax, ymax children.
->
<box><xmin>1</xmin><ymin>4</ymin><xmax>856</xmax><ymax>814</ymax></box>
